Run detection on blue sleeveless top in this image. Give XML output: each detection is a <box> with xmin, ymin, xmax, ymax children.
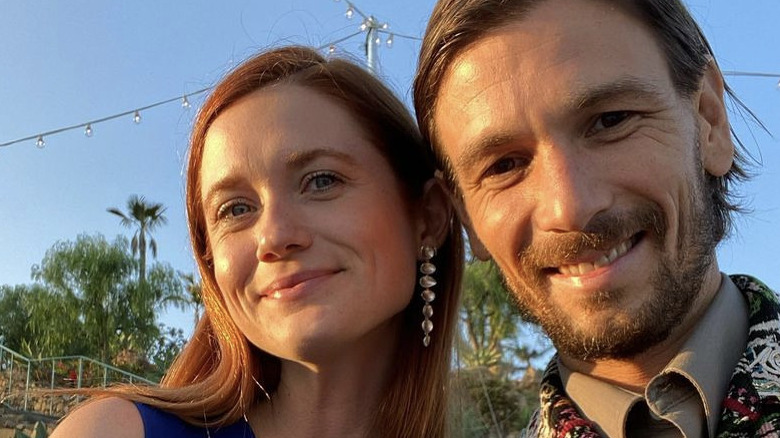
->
<box><xmin>134</xmin><ymin>402</ymin><xmax>256</xmax><ymax>438</ymax></box>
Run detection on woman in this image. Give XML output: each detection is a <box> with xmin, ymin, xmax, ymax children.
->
<box><xmin>52</xmin><ymin>46</ymin><xmax>464</xmax><ymax>437</ymax></box>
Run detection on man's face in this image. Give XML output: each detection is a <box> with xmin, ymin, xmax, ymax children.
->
<box><xmin>433</xmin><ymin>0</ymin><xmax>733</xmax><ymax>360</ymax></box>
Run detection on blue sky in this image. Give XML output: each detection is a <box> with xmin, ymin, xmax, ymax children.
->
<box><xmin>1</xmin><ymin>0</ymin><xmax>778</xmax><ymax>336</ymax></box>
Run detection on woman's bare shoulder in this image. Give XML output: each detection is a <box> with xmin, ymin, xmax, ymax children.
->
<box><xmin>51</xmin><ymin>396</ymin><xmax>144</xmax><ymax>438</ymax></box>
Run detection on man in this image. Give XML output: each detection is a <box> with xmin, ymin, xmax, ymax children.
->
<box><xmin>413</xmin><ymin>0</ymin><xmax>779</xmax><ymax>436</ymax></box>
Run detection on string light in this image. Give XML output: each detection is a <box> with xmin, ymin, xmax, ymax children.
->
<box><xmin>4</xmin><ymin>1</ymin><xmax>773</xmax><ymax>152</ymax></box>
<box><xmin>1</xmin><ymin>87</ymin><xmax>211</xmax><ymax>149</ymax></box>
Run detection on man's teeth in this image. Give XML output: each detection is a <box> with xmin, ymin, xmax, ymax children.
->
<box><xmin>558</xmin><ymin>239</ymin><xmax>633</xmax><ymax>276</ymax></box>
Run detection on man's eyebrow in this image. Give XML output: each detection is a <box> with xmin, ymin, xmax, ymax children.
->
<box><xmin>569</xmin><ymin>77</ymin><xmax>667</xmax><ymax>110</ymax></box>
<box><xmin>454</xmin><ymin>132</ymin><xmax>518</xmax><ymax>174</ymax></box>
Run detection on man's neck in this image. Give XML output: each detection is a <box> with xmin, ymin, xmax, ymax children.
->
<box><xmin>560</xmin><ymin>266</ymin><xmax>724</xmax><ymax>393</ymax></box>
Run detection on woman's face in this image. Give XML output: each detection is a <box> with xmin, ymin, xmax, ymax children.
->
<box><xmin>199</xmin><ymin>84</ymin><xmax>422</xmax><ymax>362</ymax></box>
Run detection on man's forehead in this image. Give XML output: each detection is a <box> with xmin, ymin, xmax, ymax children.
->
<box><xmin>431</xmin><ymin>0</ymin><xmax>675</xmax><ymax>163</ymax></box>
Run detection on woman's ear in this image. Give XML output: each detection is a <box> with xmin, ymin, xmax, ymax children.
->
<box><xmin>697</xmin><ymin>60</ymin><xmax>734</xmax><ymax>177</ymax></box>
<box><xmin>419</xmin><ymin>177</ymin><xmax>490</xmax><ymax>260</ymax></box>
<box><xmin>418</xmin><ymin>178</ymin><xmax>454</xmax><ymax>249</ymax></box>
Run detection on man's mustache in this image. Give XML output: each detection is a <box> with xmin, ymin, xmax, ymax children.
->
<box><xmin>517</xmin><ymin>204</ymin><xmax>666</xmax><ymax>273</ymax></box>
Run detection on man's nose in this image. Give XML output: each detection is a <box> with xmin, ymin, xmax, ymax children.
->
<box><xmin>531</xmin><ymin>141</ymin><xmax>612</xmax><ymax>233</ymax></box>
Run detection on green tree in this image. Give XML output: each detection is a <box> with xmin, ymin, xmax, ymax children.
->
<box><xmin>0</xmin><ymin>284</ymin><xmax>81</xmax><ymax>357</ymax></box>
<box><xmin>107</xmin><ymin>195</ymin><xmax>167</xmax><ymax>284</ymax></box>
<box><xmin>459</xmin><ymin>260</ymin><xmax>522</xmax><ymax>371</ymax></box>
<box><xmin>178</xmin><ymin>272</ymin><xmax>203</xmax><ymax>328</ymax></box>
<box><xmin>32</xmin><ymin>234</ymin><xmax>134</xmax><ymax>361</ymax></box>
<box><xmin>144</xmin><ymin>324</ymin><xmax>187</xmax><ymax>381</ymax></box>
<box><xmin>115</xmin><ymin>262</ymin><xmax>185</xmax><ymax>360</ymax></box>
<box><xmin>453</xmin><ymin>259</ymin><xmax>551</xmax><ymax>435</ymax></box>
<box><xmin>28</xmin><ymin>234</ymin><xmax>183</xmax><ymax>364</ymax></box>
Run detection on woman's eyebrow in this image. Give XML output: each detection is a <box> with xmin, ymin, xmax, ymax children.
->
<box><xmin>202</xmin><ymin>174</ymin><xmax>245</xmax><ymax>210</ymax></box>
<box><xmin>283</xmin><ymin>147</ymin><xmax>359</xmax><ymax>170</ymax></box>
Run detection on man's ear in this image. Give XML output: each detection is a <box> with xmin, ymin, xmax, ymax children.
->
<box><xmin>697</xmin><ymin>60</ymin><xmax>734</xmax><ymax>177</ymax></box>
<box><xmin>445</xmin><ymin>183</ymin><xmax>490</xmax><ymax>261</ymax></box>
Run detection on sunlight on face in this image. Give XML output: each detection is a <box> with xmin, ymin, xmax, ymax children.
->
<box><xmin>200</xmin><ymin>85</ymin><xmax>421</xmax><ymax>362</ymax></box>
<box><xmin>434</xmin><ymin>0</ymin><xmax>723</xmax><ymax>360</ymax></box>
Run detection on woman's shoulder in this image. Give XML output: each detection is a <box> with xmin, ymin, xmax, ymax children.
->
<box><xmin>51</xmin><ymin>397</ymin><xmax>143</xmax><ymax>438</ymax></box>
<box><xmin>52</xmin><ymin>396</ymin><xmax>255</xmax><ymax>438</ymax></box>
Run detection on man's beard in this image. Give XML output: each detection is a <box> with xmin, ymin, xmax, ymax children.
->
<box><xmin>505</xmin><ymin>160</ymin><xmax>718</xmax><ymax>361</ymax></box>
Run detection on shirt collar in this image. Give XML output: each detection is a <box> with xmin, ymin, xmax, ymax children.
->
<box><xmin>654</xmin><ymin>273</ymin><xmax>749</xmax><ymax>437</ymax></box>
<box><xmin>559</xmin><ymin>274</ymin><xmax>749</xmax><ymax>438</ymax></box>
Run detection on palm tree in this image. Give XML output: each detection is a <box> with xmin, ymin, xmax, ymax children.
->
<box><xmin>108</xmin><ymin>195</ymin><xmax>167</xmax><ymax>284</ymax></box>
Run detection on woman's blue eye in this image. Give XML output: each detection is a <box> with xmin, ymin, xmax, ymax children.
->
<box><xmin>230</xmin><ymin>204</ymin><xmax>251</xmax><ymax>216</ymax></box>
<box><xmin>304</xmin><ymin>172</ymin><xmax>342</xmax><ymax>192</ymax></box>
<box><xmin>312</xmin><ymin>174</ymin><xmax>336</xmax><ymax>189</ymax></box>
<box><xmin>216</xmin><ymin>201</ymin><xmax>253</xmax><ymax>220</ymax></box>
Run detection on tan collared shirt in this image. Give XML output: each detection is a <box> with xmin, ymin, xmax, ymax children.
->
<box><xmin>559</xmin><ymin>274</ymin><xmax>749</xmax><ymax>438</ymax></box>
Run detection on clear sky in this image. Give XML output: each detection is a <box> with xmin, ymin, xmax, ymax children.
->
<box><xmin>1</xmin><ymin>0</ymin><xmax>778</xmax><ymax>336</ymax></box>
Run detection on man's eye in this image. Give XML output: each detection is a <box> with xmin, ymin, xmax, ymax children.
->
<box><xmin>484</xmin><ymin>157</ymin><xmax>525</xmax><ymax>178</ymax></box>
<box><xmin>592</xmin><ymin>111</ymin><xmax>631</xmax><ymax>132</ymax></box>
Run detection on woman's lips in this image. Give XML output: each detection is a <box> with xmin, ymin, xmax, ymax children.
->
<box><xmin>262</xmin><ymin>269</ymin><xmax>342</xmax><ymax>300</ymax></box>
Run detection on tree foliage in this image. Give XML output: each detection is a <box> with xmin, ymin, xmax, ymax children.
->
<box><xmin>0</xmin><ymin>284</ymin><xmax>81</xmax><ymax>358</ymax></box>
<box><xmin>178</xmin><ymin>272</ymin><xmax>203</xmax><ymax>329</ymax></box>
<box><xmin>32</xmin><ymin>234</ymin><xmax>135</xmax><ymax>361</ymax></box>
<box><xmin>453</xmin><ymin>259</ymin><xmax>552</xmax><ymax>435</ymax></box>
<box><xmin>0</xmin><ymin>234</ymin><xmax>184</xmax><ymax>376</ymax></box>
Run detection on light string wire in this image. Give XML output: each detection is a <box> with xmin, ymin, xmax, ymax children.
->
<box><xmin>0</xmin><ymin>3</ymin><xmax>772</xmax><ymax>149</ymax></box>
<box><xmin>0</xmin><ymin>0</ymin><xmax>405</xmax><ymax>150</ymax></box>
<box><xmin>722</xmin><ymin>71</ymin><xmax>780</xmax><ymax>79</ymax></box>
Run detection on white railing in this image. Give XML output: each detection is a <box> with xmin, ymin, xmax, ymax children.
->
<box><xmin>0</xmin><ymin>343</ymin><xmax>156</xmax><ymax>417</ymax></box>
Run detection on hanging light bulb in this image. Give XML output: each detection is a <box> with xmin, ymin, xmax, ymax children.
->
<box><xmin>182</xmin><ymin>96</ymin><xmax>191</xmax><ymax>109</ymax></box>
<box><xmin>36</xmin><ymin>136</ymin><xmax>45</xmax><ymax>148</ymax></box>
<box><xmin>133</xmin><ymin>111</ymin><xmax>142</xmax><ymax>124</ymax></box>
<box><xmin>84</xmin><ymin>124</ymin><xmax>93</xmax><ymax>137</ymax></box>
<box><xmin>359</xmin><ymin>19</ymin><xmax>368</xmax><ymax>32</ymax></box>
<box><xmin>381</xmin><ymin>23</ymin><xmax>389</xmax><ymax>30</ymax></box>
<box><xmin>386</xmin><ymin>34</ymin><xmax>394</xmax><ymax>48</ymax></box>
<box><xmin>374</xmin><ymin>36</ymin><xmax>381</xmax><ymax>45</ymax></box>
<box><xmin>328</xmin><ymin>45</ymin><xmax>336</xmax><ymax>54</ymax></box>
<box><xmin>345</xmin><ymin>6</ymin><xmax>354</xmax><ymax>19</ymax></box>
